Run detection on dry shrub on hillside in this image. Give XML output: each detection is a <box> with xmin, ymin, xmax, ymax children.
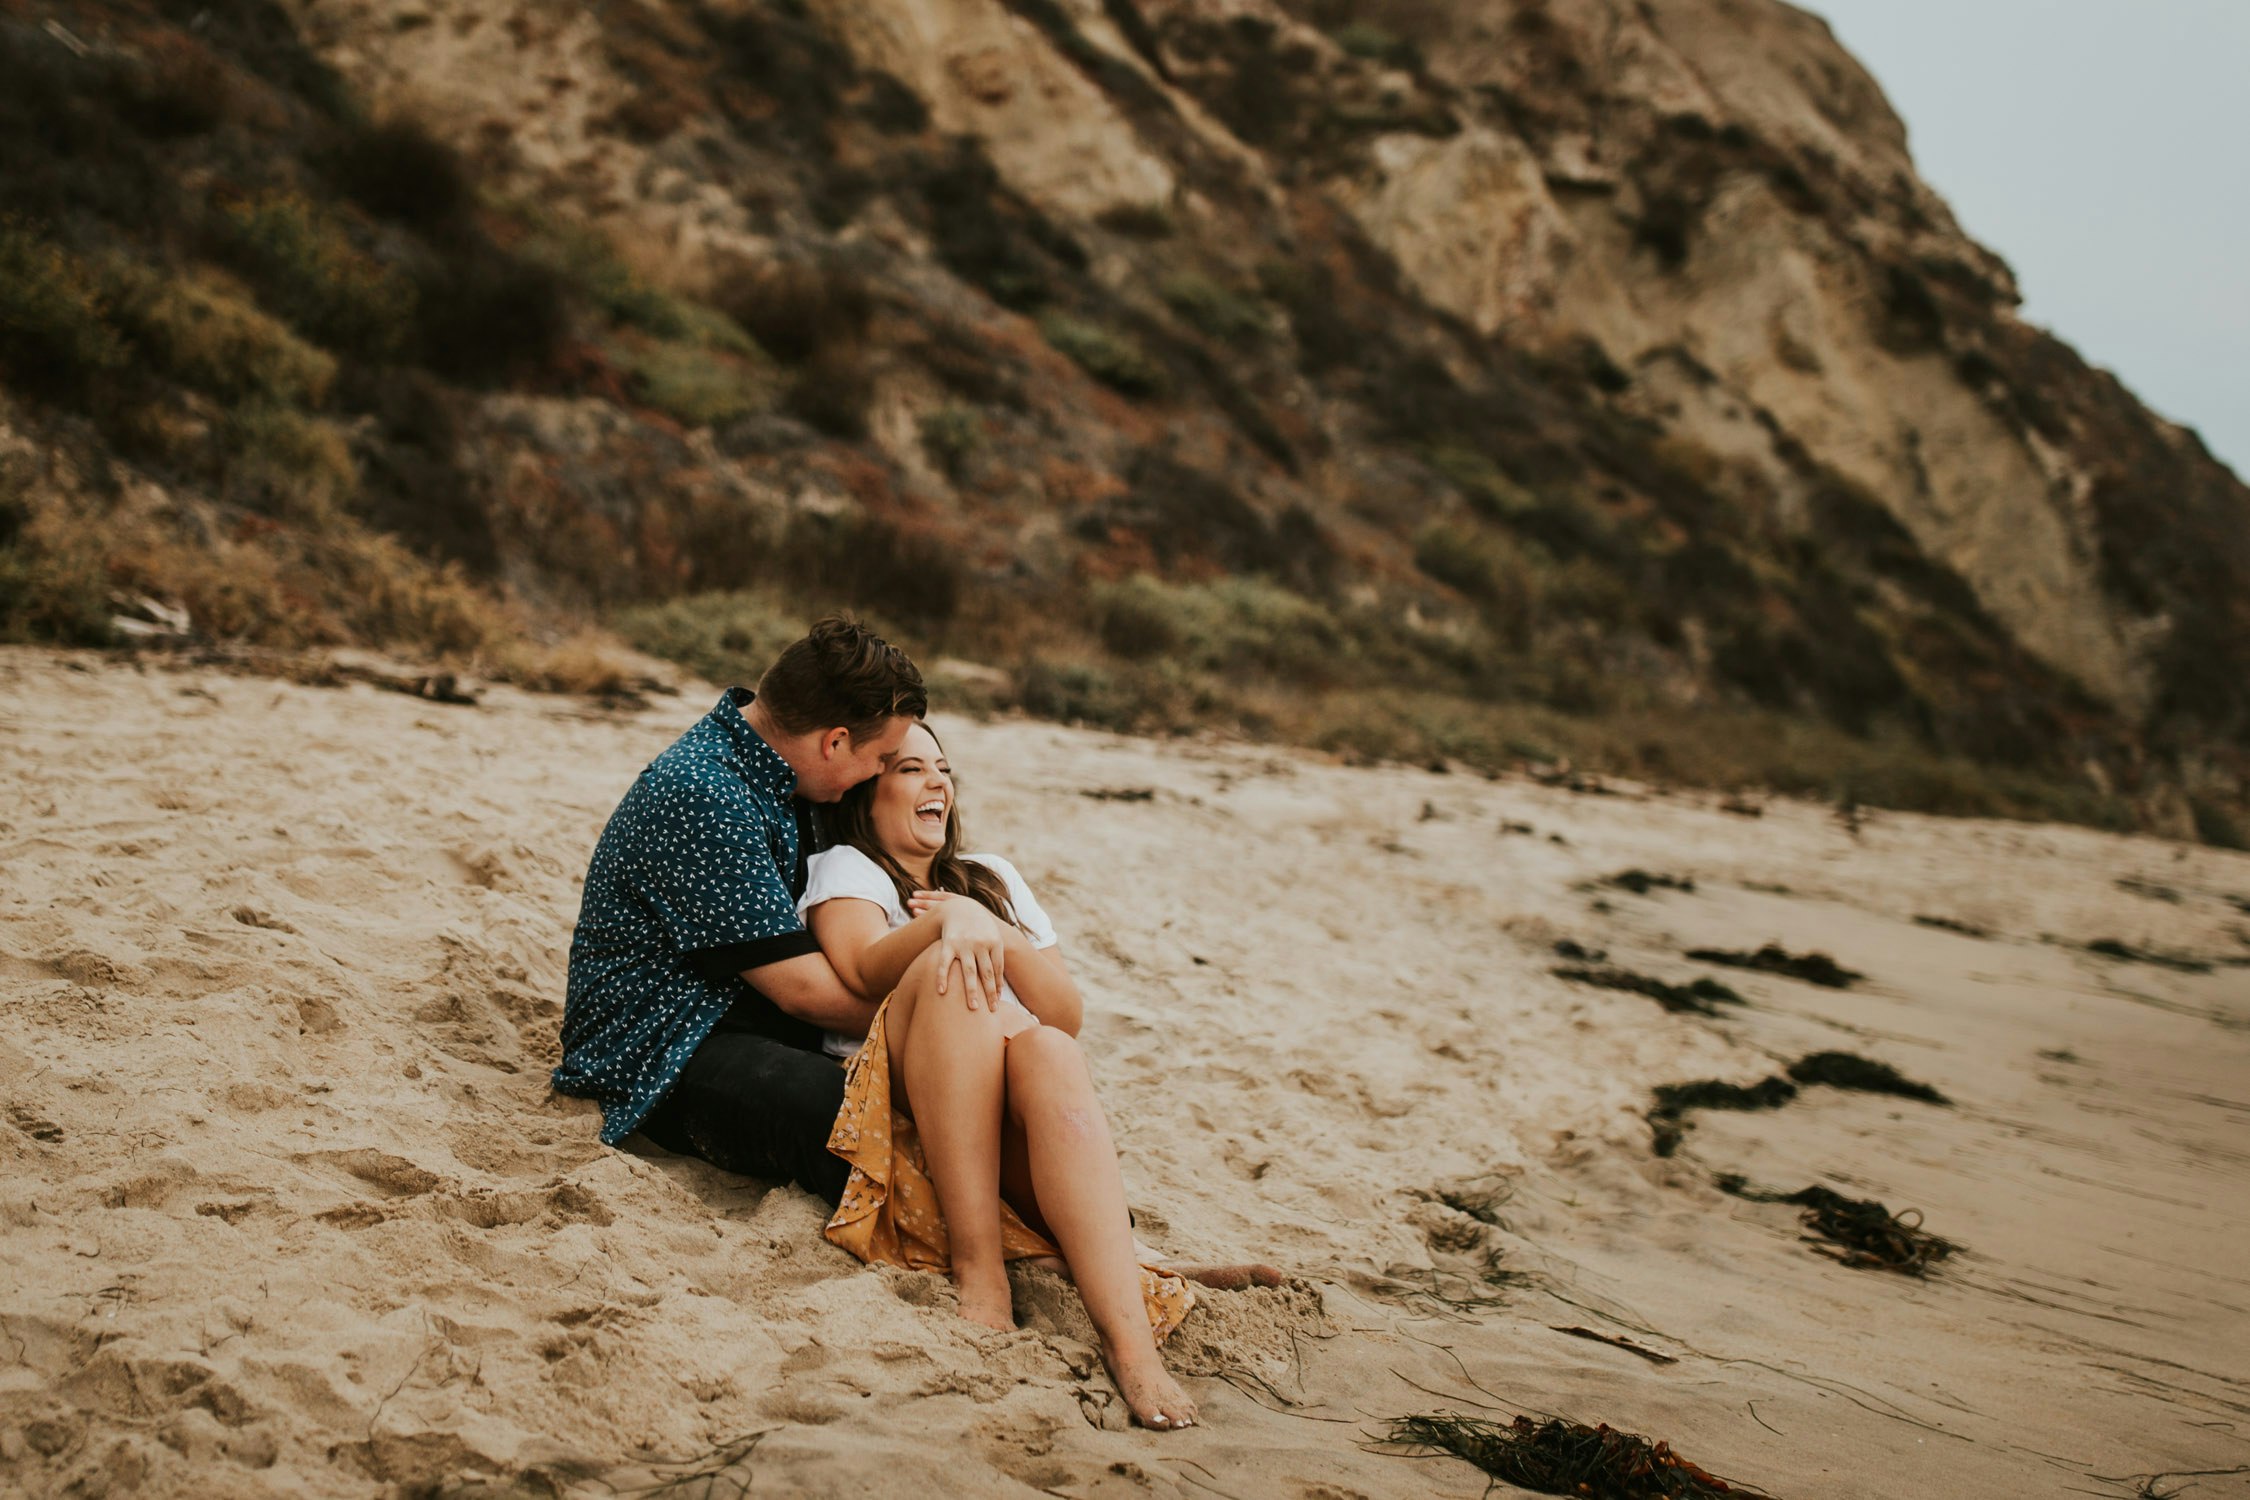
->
<box><xmin>222</xmin><ymin>403</ymin><xmax>358</xmax><ymax>524</ymax></box>
<box><xmin>324</xmin><ymin>118</ymin><xmax>473</xmax><ymax>232</ymax></box>
<box><xmin>1093</xmin><ymin>574</ymin><xmax>1347</xmax><ymax>685</ymax></box>
<box><xmin>1157</xmin><ymin>273</ymin><xmax>1272</xmax><ymax>346</ymax></box>
<box><xmin>107</xmin><ymin>266</ymin><xmax>336</xmax><ymax>408</ymax></box>
<box><xmin>622</xmin><ymin>339</ymin><xmax>773</xmax><ymax>429</ymax></box>
<box><xmin>781</xmin><ymin>511</ymin><xmax>963</xmax><ymax>627</ymax></box>
<box><xmin>497</xmin><ymin>631</ymin><xmax>649</xmax><ymax>698</ymax></box>
<box><xmin>611</xmin><ymin>590</ymin><xmax>809</xmax><ymax>690</ymax></box>
<box><xmin>0</xmin><ymin>470</ymin><xmax>111</xmax><ymax>646</ymax></box>
<box><xmin>0</xmin><ymin>225</ymin><xmax>126</xmax><ymax>401</ymax></box>
<box><xmin>1095</xmin><ymin>202</ymin><xmax>1175</xmax><ymax>239</ymax></box>
<box><xmin>716</xmin><ymin>256</ymin><xmax>874</xmax><ymax>365</ymax></box>
<box><xmin>917</xmin><ymin>405</ymin><xmax>983</xmax><ymax>482</ymax></box>
<box><xmin>1037</xmin><ymin>312</ymin><xmax>1167</xmax><ymax>398</ymax></box>
<box><xmin>214</xmin><ymin>191</ymin><xmax>417</xmax><ymax>359</ymax></box>
<box><xmin>1</xmin><ymin>453</ymin><xmax>526</xmax><ymax>667</ymax></box>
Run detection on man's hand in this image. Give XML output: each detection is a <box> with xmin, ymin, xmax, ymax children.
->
<box><xmin>927</xmin><ymin>894</ymin><xmax>1007</xmax><ymax>1010</ymax></box>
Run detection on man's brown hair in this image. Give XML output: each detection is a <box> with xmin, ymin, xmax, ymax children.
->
<box><xmin>756</xmin><ymin>616</ymin><xmax>927</xmax><ymax>740</ymax></box>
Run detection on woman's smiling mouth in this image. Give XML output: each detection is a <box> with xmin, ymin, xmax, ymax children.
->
<box><xmin>914</xmin><ymin>797</ymin><xmax>946</xmax><ymax>827</ymax></box>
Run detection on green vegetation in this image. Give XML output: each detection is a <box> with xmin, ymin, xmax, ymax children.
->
<box><xmin>1428</xmin><ymin>445</ymin><xmax>1535</xmax><ymax>520</ymax></box>
<box><xmin>110</xmin><ymin>267</ymin><xmax>336</xmax><ymax>408</ymax></box>
<box><xmin>611</xmin><ymin>590</ymin><xmax>807</xmax><ymax>688</ymax></box>
<box><xmin>1328</xmin><ymin>23</ymin><xmax>1420</xmax><ymax>71</ymax></box>
<box><xmin>1093</xmin><ymin>574</ymin><xmax>1346</xmax><ymax>682</ymax></box>
<box><xmin>222</xmin><ymin>402</ymin><xmax>357</xmax><ymax>524</ymax></box>
<box><xmin>1157</xmin><ymin>273</ymin><xmax>1271</xmax><ymax>346</ymax></box>
<box><xmin>621</xmin><ymin>338</ymin><xmax>772</xmax><ymax>428</ymax></box>
<box><xmin>1037</xmin><ymin>312</ymin><xmax>1167</xmax><ymax>397</ymax></box>
<box><xmin>0</xmin><ymin>224</ymin><xmax>126</xmax><ymax>395</ymax></box>
<box><xmin>918</xmin><ymin>405</ymin><xmax>983</xmax><ymax>481</ymax></box>
<box><xmin>215</xmin><ymin>191</ymin><xmax>416</xmax><ymax>358</ymax></box>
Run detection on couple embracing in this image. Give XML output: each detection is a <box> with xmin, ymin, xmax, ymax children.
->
<box><xmin>555</xmin><ymin>618</ymin><xmax>1270</xmax><ymax>1431</ymax></box>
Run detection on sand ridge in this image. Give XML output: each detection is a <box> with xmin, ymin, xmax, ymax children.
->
<box><xmin>2</xmin><ymin>647</ymin><xmax>2248</xmax><ymax>1498</ymax></box>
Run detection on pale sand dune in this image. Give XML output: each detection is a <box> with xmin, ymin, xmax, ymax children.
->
<box><xmin>2</xmin><ymin>646</ymin><xmax>2248</xmax><ymax>1498</ymax></box>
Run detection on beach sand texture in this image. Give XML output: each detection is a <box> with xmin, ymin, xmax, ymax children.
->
<box><xmin>3</xmin><ymin>647</ymin><xmax>2247</xmax><ymax>1499</ymax></box>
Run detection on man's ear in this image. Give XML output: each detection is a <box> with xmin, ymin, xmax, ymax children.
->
<box><xmin>821</xmin><ymin>727</ymin><xmax>850</xmax><ymax>761</ymax></box>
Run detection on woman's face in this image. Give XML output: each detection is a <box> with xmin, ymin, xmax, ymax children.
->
<box><xmin>868</xmin><ymin>722</ymin><xmax>953</xmax><ymax>862</ymax></box>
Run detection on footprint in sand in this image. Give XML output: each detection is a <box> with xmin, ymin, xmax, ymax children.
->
<box><xmin>9</xmin><ymin>1102</ymin><xmax>64</xmax><ymax>1142</ymax></box>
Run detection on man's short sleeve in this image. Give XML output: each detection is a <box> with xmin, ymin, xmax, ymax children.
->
<box><xmin>624</xmin><ymin>773</ymin><xmax>818</xmax><ymax>976</ymax></box>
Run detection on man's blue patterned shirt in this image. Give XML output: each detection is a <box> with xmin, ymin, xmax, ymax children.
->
<box><xmin>556</xmin><ymin>689</ymin><xmax>820</xmax><ymax>1144</ymax></box>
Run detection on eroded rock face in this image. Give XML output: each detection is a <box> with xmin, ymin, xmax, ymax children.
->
<box><xmin>298</xmin><ymin>0</ymin><xmax>2221</xmax><ymax>715</ymax></box>
<box><xmin>805</xmin><ymin>0</ymin><xmax>1179</xmax><ymax>219</ymax></box>
<box><xmin>1289</xmin><ymin>0</ymin><xmax>2141</xmax><ymax>706</ymax></box>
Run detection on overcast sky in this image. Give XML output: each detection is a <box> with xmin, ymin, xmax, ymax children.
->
<box><xmin>1804</xmin><ymin>1</ymin><xmax>2248</xmax><ymax>481</ymax></box>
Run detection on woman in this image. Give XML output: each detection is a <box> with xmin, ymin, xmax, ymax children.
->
<box><xmin>800</xmin><ymin>722</ymin><xmax>1204</xmax><ymax>1430</ymax></box>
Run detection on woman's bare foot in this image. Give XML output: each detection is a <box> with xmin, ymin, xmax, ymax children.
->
<box><xmin>1102</xmin><ymin>1338</ymin><xmax>1198</xmax><ymax>1430</ymax></box>
<box><xmin>1172</xmin><ymin>1262</ymin><xmax>1286</xmax><ymax>1291</ymax></box>
<box><xmin>953</xmin><ymin>1264</ymin><xmax>1016</xmax><ymax>1330</ymax></box>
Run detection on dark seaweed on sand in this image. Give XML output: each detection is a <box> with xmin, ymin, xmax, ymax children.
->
<box><xmin>1785</xmin><ymin>1052</ymin><xmax>1948</xmax><ymax>1104</ymax></box>
<box><xmin>1685</xmin><ymin>944</ymin><xmax>1863</xmax><ymax>988</ymax></box>
<box><xmin>1603</xmin><ymin>869</ymin><xmax>1696</xmax><ymax>895</ymax></box>
<box><xmin>1649</xmin><ymin>1052</ymin><xmax>1946</xmax><ymax>1154</ymax></box>
<box><xmin>2085</xmin><ymin>938</ymin><xmax>2213</xmax><ymax>974</ymax></box>
<box><xmin>1437</xmin><ymin>1181</ymin><xmax>1514</xmax><ymax>1225</ymax></box>
<box><xmin>1554</xmin><ymin>965</ymin><xmax>1744</xmax><ymax>1016</ymax></box>
<box><xmin>1913</xmin><ymin>914</ymin><xmax>1992</xmax><ymax>938</ymax></box>
<box><xmin>1384</xmin><ymin>1414</ymin><xmax>1759</xmax><ymax>1499</ymax></box>
<box><xmin>1718</xmin><ymin>1177</ymin><xmax>1957</xmax><ymax>1276</ymax></box>
<box><xmin>1647</xmin><ymin>1077</ymin><xmax>1797</xmax><ymax>1156</ymax></box>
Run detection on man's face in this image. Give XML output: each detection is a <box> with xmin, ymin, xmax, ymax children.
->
<box><xmin>801</xmin><ymin>715</ymin><xmax>914</xmax><ymax>803</ymax></box>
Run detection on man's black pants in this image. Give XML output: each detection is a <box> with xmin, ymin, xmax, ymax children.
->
<box><xmin>639</xmin><ymin>1020</ymin><xmax>851</xmax><ymax>1206</ymax></box>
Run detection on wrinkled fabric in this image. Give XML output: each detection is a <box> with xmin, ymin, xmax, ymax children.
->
<box><xmin>640</xmin><ymin>1021</ymin><xmax>852</xmax><ymax>1205</ymax></box>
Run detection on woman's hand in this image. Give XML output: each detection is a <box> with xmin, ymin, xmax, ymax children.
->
<box><xmin>928</xmin><ymin>895</ymin><xmax>1008</xmax><ymax>1011</ymax></box>
<box><xmin>906</xmin><ymin>890</ymin><xmax>958</xmax><ymax>918</ymax></box>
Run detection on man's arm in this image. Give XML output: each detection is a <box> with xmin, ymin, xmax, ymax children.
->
<box><xmin>742</xmin><ymin>950</ymin><xmax>880</xmax><ymax>1036</ymax></box>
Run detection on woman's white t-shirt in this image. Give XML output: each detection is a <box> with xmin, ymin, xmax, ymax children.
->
<box><xmin>796</xmin><ymin>844</ymin><xmax>1059</xmax><ymax>1058</ymax></box>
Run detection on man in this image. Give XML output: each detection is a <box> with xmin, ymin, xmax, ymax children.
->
<box><xmin>554</xmin><ymin>616</ymin><xmax>932</xmax><ymax>1200</ymax></box>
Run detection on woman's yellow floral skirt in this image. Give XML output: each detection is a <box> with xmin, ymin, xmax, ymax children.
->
<box><xmin>824</xmin><ymin>994</ymin><xmax>1193</xmax><ymax>1341</ymax></box>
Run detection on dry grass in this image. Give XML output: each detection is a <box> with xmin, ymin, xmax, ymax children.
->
<box><xmin>496</xmin><ymin>631</ymin><xmax>649</xmax><ymax>697</ymax></box>
<box><xmin>222</xmin><ymin>403</ymin><xmax>358</xmax><ymax>525</ymax></box>
<box><xmin>214</xmin><ymin>191</ymin><xmax>416</xmax><ymax>359</ymax></box>
<box><xmin>0</xmin><ymin>224</ymin><xmax>127</xmax><ymax>398</ymax></box>
<box><xmin>108</xmin><ymin>265</ymin><xmax>335</xmax><ymax>408</ymax></box>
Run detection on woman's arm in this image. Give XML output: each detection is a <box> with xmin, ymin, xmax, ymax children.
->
<box><xmin>999</xmin><ymin>929</ymin><xmax>1083</xmax><ymax>1035</ymax></box>
<box><xmin>809</xmin><ymin>896</ymin><xmax>1010</xmax><ymax>1009</ymax></box>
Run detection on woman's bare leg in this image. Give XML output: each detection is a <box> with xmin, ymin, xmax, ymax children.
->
<box><xmin>886</xmin><ymin>953</ymin><xmax>1015</xmax><ymax>1329</ymax></box>
<box><xmin>1003</xmin><ymin>1028</ymin><xmax>1197</xmax><ymax>1429</ymax></box>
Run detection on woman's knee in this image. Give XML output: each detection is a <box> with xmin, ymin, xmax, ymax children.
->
<box><xmin>1005</xmin><ymin>1026</ymin><xmax>1091</xmax><ymax>1099</ymax></box>
<box><xmin>898</xmin><ymin>943</ymin><xmax>946</xmax><ymax>995</ymax></box>
<box><xmin>902</xmin><ymin>974</ymin><xmax>1014</xmax><ymax>1053</ymax></box>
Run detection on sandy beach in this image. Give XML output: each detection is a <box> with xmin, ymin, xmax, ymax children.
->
<box><xmin>3</xmin><ymin>645</ymin><xmax>2247</xmax><ymax>1499</ymax></box>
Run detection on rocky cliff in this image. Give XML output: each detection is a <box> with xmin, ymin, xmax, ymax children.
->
<box><xmin>2</xmin><ymin>0</ymin><xmax>2244</xmax><ymax>838</ymax></box>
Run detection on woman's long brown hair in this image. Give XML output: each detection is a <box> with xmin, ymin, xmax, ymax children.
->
<box><xmin>829</xmin><ymin>723</ymin><xmax>1023</xmax><ymax>932</ymax></box>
